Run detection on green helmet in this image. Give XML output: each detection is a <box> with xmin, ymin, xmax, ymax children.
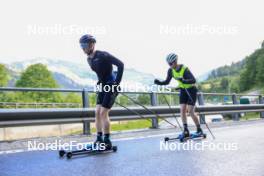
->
<box><xmin>166</xmin><ymin>53</ymin><xmax>178</xmax><ymax>65</ymax></box>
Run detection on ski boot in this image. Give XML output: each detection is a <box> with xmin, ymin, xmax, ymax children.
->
<box><xmin>178</xmin><ymin>129</ymin><xmax>190</xmax><ymax>142</ymax></box>
<box><xmin>191</xmin><ymin>128</ymin><xmax>206</xmax><ymax>139</ymax></box>
<box><xmin>86</xmin><ymin>136</ymin><xmax>103</xmax><ymax>151</ymax></box>
<box><xmin>103</xmin><ymin>138</ymin><xmax>113</xmax><ymax>151</ymax></box>
<box><xmin>196</xmin><ymin>127</ymin><xmax>203</xmax><ymax>135</ymax></box>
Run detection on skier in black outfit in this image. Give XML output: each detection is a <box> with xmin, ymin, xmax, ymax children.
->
<box><xmin>154</xmin><ymin>53</ymin><xmax>203</xmax><ymax>138</ymax></box>
<box><xmin>80</xmin><ymin>34</ymin><xmax>124</xmax><ymax>149</ymax></box>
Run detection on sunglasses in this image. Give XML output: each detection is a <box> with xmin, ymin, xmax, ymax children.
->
<box><xmin>168</xmin><ymin>61</ymin><xmax>175</xmax><ymax>66</ymax></box>
<box><xmin>80</xmin><ymin>42</ymin><xmax>93</xmax><ymax>49</ymax></box>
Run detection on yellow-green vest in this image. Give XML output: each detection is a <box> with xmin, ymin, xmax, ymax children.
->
<box><xmin>172</xmin><ymin>65</ymin><xmax>194</xmax><ymax>89</ymax></box>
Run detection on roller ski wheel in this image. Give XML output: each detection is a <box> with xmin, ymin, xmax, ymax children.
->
<box><xmin>203</xmin><ymin>133</ymin><xmax>207</xmax><ymax>138</ymax></box>
<box><xmin>66</xmin><ymin>152</ymin><xmax>73</xmax><ymax>159</ymax></box>
<box><xmin>164</xmin><ymin>137</ymin><xmax>170</xmax><ymax>142</ymax></box>
<box><xmin>112</xmin><ymin>146</ymin><xmax>118</xmax><ymax>152</ymax></box>
<box><xmin>59</xmin><ymin>150</ymin><xmax>66</xmax><ymax>157</ymax></box>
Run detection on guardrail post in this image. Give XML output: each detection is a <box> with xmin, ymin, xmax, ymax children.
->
<box><xmin>259</xmin><ymin>95</ymin><xmax>264</xmax><ymax>118</ymax></box>
<box><xmin>197</xmin><ymin>92</ymin><xmax>206</xmax><ymax>124</ymax></box>
<box><xmin>150</xmin><ymin>92</ymin><xmax>159</xmax><ymax>129</ymax></box>
<box><xmin>232</xmin><ymin>93</ymin><xmax>240</xmax><ymax>121</ymax></box>
<box><xmin>82</xmin><ymin>88</ymin><xmax>91</xmax><ymax>135</ymax></box>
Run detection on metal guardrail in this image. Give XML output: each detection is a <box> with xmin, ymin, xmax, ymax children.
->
<box><xmin>1</xmin><ymin>87</ymin><xmax>262</xmax><ymax>96</ymax></box>
<box><xmin>0</xmin><ymin>87</ymin><xmax>264</xmax><ymax>135</ymax></box>
<box><xmin>0</xmin><ymin>105</ymin><xmax>264</xmax><ymax>132</ymax></box>
<box><xmin>0</xmin><ymin>102</ymin><xmax>81</xmax><ymax>108</ymax></box>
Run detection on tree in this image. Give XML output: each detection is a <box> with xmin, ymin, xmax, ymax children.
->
<box><xmin>16</xmin><ymin>64</ymin><xmax>58</xmax><ymax>88</ymax></box>
<box><xmin>239</xmin><ymin>69</ymin><xmax>251</xmax><ymax>91</ymax></box>
<box><xmin>209</xmin><ymin>70</ymin><xmax>217</xmax><ymax>79</ymax></box>
<box><xmin>220</xmin><ymin>77</ymin><xmax>229</xmax><ymax>90</ymax></box>
<box><xmin>0</xmin><ymin>64</ymin><xmax>9</xmax><ymax>103</ymax></box>
<box><xmin>239</xmin><ymin>55</ymin><xmax>257</xmax><ymax>91</ymax></box>
<box><xmin>117</xmin><ymin>95</ymin><xmax>129</xmax><ymax>106</ymax></box>
<box><xmin>64</xmin><ymin>93</ymin><xmax>82</xmax><ymax>107</ymax></box>
<box><xmin>15</xmin><ymin>64</ymin><xmax>62</xmax><ymax>103</ymax></box>
<box><xmin>256</xmin><ymin>55</ymin><xmax>264</xmax><ymax>86</ymax></box>
<box><xmin>0</xmin><ymin>64</ymin><xmax>8</xmax><ymax>87</ymax></box>
<box><xmin>89</xmin><ymin>94</ymin><xmax>97</xmax><ymax>107</ymax></box>
<box><xmin>64</xmin><ymin>93</ymin><xmax>81</xmax><ymax>103</ymax></box>
<box><xmin>239</xmin><ymin>48</ymin><xmax>264</xmax><ymax>91</ymax></box>
<box><xmin>230</xmin><ymin>77</ymin><xmax>240</xmax><ymax>93</ymax></box>
<box><xmin>137</xmin><ymin>94</ymin><xmax>150</xmax><ymax>105</ymax></box>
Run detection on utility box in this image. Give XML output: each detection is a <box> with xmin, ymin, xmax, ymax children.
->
<box><xmin>240</xmin><ymin>97</ymin><xmax>250</xmax><ymax>104</ymax></box>
<box><xmin>240</xmin><ymin>96</ymin><xmax>258</xmax><ymax>104</ymax></box>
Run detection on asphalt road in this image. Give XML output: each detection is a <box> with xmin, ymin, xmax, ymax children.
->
<box><xmin>0</xmin><ymin>120</ymin><xmax>264</xmax><ymax>176</ymax></box>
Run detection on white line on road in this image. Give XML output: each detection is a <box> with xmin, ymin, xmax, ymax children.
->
<box><xmin>0</xmin><ymin>132</ymin><xmax>177</xmax><ymax>155</ymax></box>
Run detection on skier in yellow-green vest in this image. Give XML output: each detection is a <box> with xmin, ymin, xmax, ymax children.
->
<box><xmin>154</xmin><ymin>53</ymin><xmax>203</xmax><ymax>138</ymax></box>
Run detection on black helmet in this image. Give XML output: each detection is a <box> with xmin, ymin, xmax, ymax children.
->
<box><xmin>79</xmin><ymin>34</ymin><xmax>96</xmax><ymax>49</ymax></box>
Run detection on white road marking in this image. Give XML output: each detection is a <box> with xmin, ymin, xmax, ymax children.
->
<box><xmin>1</xmin><ymin>121</ymin><xmax>263</xmax><ymax>155</ymax></box>
<box><xmin>0</xmin><ymin>132</ymin><xmax>177</xmax><ymax>155</ymax></box>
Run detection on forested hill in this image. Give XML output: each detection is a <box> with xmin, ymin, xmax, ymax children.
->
<box><xmin>239</xmin><ymin>44</ymin><xmax>264</xmax><ymax>91</ymax></box>
<box><xmin>199</xmin><ymin>41</ymin><xmax>264</xmax><ymax>94</ymax></box>
<box><xmin>207</xmin><ymin>60</ymin><xmax>245</xmax><ymax>80</ymax></box>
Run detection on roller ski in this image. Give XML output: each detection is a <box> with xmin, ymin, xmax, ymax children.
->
<box><xmin>59</xmin><ymin>143</ymin><xmax>118</xmax><ymax>159</ymax></box>
<box><xmin>164</xmin><ymin>129</ymin><xmax>206</xmax><ymax>143</ymax></box>
<box><xmin>59</xmin><ymin>138</ymin><xmax>117</xmax><ymax>159</ymax></box>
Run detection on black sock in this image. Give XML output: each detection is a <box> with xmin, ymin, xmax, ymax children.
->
<box><xmin>196</xmin><ymin>124</ymin><xmax>201</xmax><ymax>131</ymax></box>
<box><xmin>97</xmin><ymin>132</ymin><xmax>103</xmax><ymax>137</ymax></box>
<box><xmin>183</xmin><ymin>124</ymin><xmax>188</xmax><ymax>131</ymax></box>
<box><xmin>96</xmin><ymin>132</ymin><xmax>103</xmax><ymax>141</ymax></box>
<box><xmin>104</xmin><ymin>134</ymin><xmax>110</xmax><ymax>140</ymax></box>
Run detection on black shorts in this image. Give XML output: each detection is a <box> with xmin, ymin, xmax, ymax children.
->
<box><xmin>96</xmin><ymin>85</ymin><xmax>119</xmax><ymax>109</ymax></box>
<box><xmin>179</xmin><ymin>87</ymin><xmax>197</xmax><ymax>106</ymax></box>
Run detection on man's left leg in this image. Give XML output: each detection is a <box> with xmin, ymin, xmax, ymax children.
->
<box><xmin>186</xmin><ymin>87</ymin><xmax>203</xmax><ymax>134</ymax></box>
<box><xmin>100</xmin><ymin>107</ymin><xmax>112</xmax><ymax>149</ymax></box>
<box><xmin>188</xmin><ymin>105</ymin><xmax>203</xmax><ymax>134</ymax></box>
<box><xmin>100</xmin><ymin>91</ymin><xmax>118</xmax><ymax>149</ymax></box>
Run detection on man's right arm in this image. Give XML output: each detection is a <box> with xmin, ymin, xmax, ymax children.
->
<box><xmin>154</xmin><ymin>69</ymin><xmax>172</xmax><ymax>85</ymax></box>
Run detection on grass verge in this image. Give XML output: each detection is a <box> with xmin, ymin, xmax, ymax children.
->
<box><xmin>70</xmin><ymin>119</ymin><xmax>152</xmax><ymax>135</ymax></box>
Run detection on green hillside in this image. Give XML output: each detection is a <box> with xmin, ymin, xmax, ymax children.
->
<box><xmin>199</xmin><ymin>41</ymin><xmax>264</xmax><ymax>94</ymax></box>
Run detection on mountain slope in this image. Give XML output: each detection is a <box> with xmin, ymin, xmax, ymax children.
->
<box><xmin>198</xmin><ymin>42</ymin><xmax>264</xmax><ymax>94</ymax></box>
<box><xmin>5</xmin><ymin>58</ymin><xmax>156</xmax><ymax>89</ymax></box>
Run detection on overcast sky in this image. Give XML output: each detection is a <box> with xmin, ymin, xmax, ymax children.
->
<box><xmin>0</xmin><ymin>0</ymin><xmax>263</xmax><ymax>77</ymax></box>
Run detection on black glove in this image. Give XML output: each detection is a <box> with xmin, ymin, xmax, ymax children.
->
<box><xmin>154</xmin><ymin>79</ymin><xmax>160</xmax><ymax>85</ymax></box>
<box><xmin>172</xmin><ymin>87</ymin><xmax>181</xmax><ymax>91</ymax></box>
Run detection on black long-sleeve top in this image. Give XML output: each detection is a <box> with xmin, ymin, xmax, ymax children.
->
<box><xmin>87</xmin><ymin>50</ymin><xmax>124</xmax><ymax>84</ymax></box>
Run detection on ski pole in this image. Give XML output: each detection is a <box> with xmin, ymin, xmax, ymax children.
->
<box><xmin>184</xmin><ymin>88</ymin><xmax>216</xmax><ymax>139</ymax></box>
<box><xmin>114</xmin><ymin>100</ymin><xmax>153</xmax><ymax>124</ymax></box>
<box><xmin>161</xmin><ymin>94</ymin><xmax>183</xmax><ymax>131</ymax></box>
<box><xmin>119</xmin><ymin>92</ymin><xmax>179</xmax><ymax>129</ymax></box>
